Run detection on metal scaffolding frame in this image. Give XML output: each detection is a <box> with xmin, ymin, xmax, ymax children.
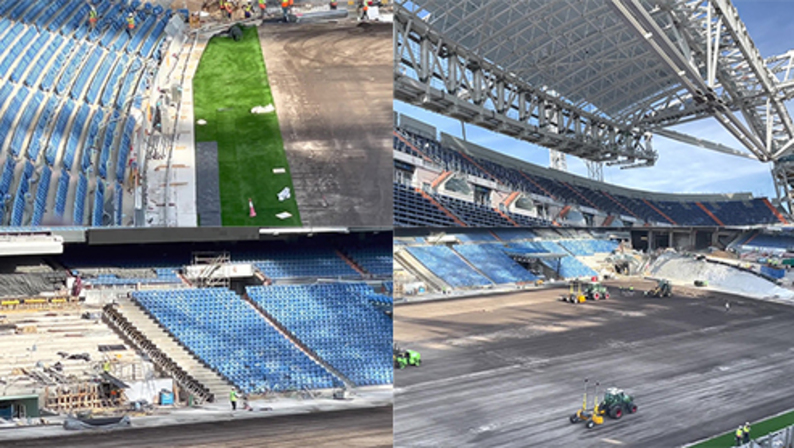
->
<box><xmin>394</xmin><ymin>0</ymin><xmax>794</xmax><ymax>212</ymax></box>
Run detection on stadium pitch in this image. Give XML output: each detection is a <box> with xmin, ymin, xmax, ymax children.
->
<box><xmin>193</xmin><ymin>26</ymin><xmax>301</xmax><ymax>227</ymax></box>
<box><xmin>394</xmin><ymin>281</ymin><xmax>794</xmax><ymax>447</ymax></box>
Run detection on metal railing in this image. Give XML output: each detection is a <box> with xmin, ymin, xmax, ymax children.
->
<box><xmin>102</xmin><ymin>303</ymin><xmax>214</xmax><ymax>404</ymax></box>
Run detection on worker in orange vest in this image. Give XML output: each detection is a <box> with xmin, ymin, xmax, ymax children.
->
<box><xmin>225</xmin><ymin>0</ymin><xmax>234</xmax><ymax>20</ymax></box>
<box><xmin>281</xmin><ymin>0</ymin><xmax>289</xmax><ymax>22</ymax></box>
<box><xmin>330</xmin><ymin>0</ymin><xmax>338</xmax><ymax>9</ymax></box>
<box><xmin>126</xmin><ymin>13</ymin><xmax>135</xmax><ymax>37</ymax></box>
<box><xmin>257</xmin><ymin>0</ymin><xmax>266</xmax><ymax>18</ymax></box>
<box><xmin>88</xmin><ymin>5</ymin><xmax>98</xmax><ymax>28</ymax></box>
<box><xmin>361</xmin><ymin>1</ymin><xmax>369</xmax><ymax>21</ymax></box>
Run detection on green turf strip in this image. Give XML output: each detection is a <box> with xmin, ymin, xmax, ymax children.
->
<box><xmin>193</xmin><ymin>26</ymin><xmax>301</xmax><ymax>226</ymax></box>
<box><xmin>690</xmin><ymin>409</ymin><xmax>794</xmax><ymax>447</ymax></box>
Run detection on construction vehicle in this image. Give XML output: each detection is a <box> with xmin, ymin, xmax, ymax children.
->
<box><xmin>569</xmin><ymin>379</ymin><xmax>604</xmax><ymax>429</ymax></box>
<box><xmin>562</xmin><ymin>280</ymin><xmax>609</xmax><ymax>304</ymax></box>
<box><xmin>582</xmin><ymin>281</ymin><xmax>610</xmax><ymax>301</ymax></box>
<box><xmin>561</xmin><ymin>280</ymin><xmax>586</xmax><ymax>304</ymax></box>
<box><xmin>393</xmin><ymin>344</ymin><xmax>421</xmax><ymax>369</ymax></box>
<box><xmin>598</xmin><ymin>387</ymin><xmax>638</xmax><ymax>420</ymax></box>
<box><xmin>645</xmin><ymin>279</ymin><xmax>672</xmax><ymax>298</ymax></box>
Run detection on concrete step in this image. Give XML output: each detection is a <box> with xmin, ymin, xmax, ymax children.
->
<box><xmin>115</xmin><ymin>298</ymin><xmax>234</xmax><ymax>401</ymax></box>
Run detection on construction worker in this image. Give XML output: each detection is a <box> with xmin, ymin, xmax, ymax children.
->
<box><xmin>230</xmin><ymin>389</ymin><xmax>238</xmax><ymax>410</ymax></box>
<box><xmin>103</xmin><ymin>360</ymin><xmax>111</xmax><ymax>373</ymax></box>
<box><xmin>735</xmin><ymin>425</ymin><xmax>744</xmax><ymax>446</ymax></box>
<box><xmin>225</xmin><ymin>0</ymin><xmax>234</xmax><ymax>20</ymax></box>
<box><xmin>281</xmin><ymin>0</ymin><xmax>289</xmax><ymax>22</ymax></box>
<box><xmin>88</xmin><ymin>5</ymin><xmax>98</xmax><ymax>28</ymax></box>
<box><xmin>330</xmin><ymin>0</ymin><xmax>338</xmax><ymax>10</ymax></box>
<box><xmin>743</xmin><ymin>422</ymin><xmax>751</xmax><ymax>444</ymax></box>
<box><xmin>126</xmin><ymin>12</ymin><xmax>135</xmax><ymax>37</ymax></box>
<box><xmin>360</xmin><ymin>1</ymin><xmax>368</xmax><ymax>21</ymax></box>
<box><xmin>258</xmin><ymin>0</ymin><xmax>266</xmax><ymax>18</ymax></box>
<box><xmin>243</xmin><ymin>2</ymin><xmax>253</xmax><ymax>18</ymax></box>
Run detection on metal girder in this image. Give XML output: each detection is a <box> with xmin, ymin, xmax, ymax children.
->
<box><xmin>397</xmin><ymin>0</ymin><xmax>794</xmax><ymax>173</ymax></box>
<box><xmin>655</xmin><ymin>128</ymin><xmax>756</xmax><ymax>160</ymax></box>
<box><xmin>649</xmin><ymin>0</ymin><xmax>794</xmax><ymax>160</ymax></box>
<box><xmin>394</xmin><ymin>7</ymin><xmax>657</xmax><ymax>166</ymax></box>
<box><xmin>609</xmin><ymin>0</ymin><xmax>771</xmax><ymax>161</ymax></box>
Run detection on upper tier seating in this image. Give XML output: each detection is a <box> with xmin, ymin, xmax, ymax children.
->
<box><xmin>394</xmin><ymin>128</ymin><xmax>783</xmax><ymax>227</ymax></box>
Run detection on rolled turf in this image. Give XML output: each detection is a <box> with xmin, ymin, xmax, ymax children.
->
<box><xmin>193</xmin><ymin>25</ymin><xmax>301</xmax><ymax>226</ymax></box>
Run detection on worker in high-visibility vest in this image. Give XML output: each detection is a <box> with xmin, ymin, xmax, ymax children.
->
<box><xmin>734</xmin><ymin>426</ymin><xmax>743</xmax><ymax>446</ymax></box>
<box><xmin>330</xmin><ymin>0</ymin><xmax>338</xmax><ymax>10</ymax></box>
<box><xmin>126</xmin><ymin>13</ymin><xmax>135</xmax><ymax>37</ymax></box>
<box><xmin>257</xmin><ymin>0</ymin><xmax>266</xmax><ymax>18</ymax></box>
<box><xmin>361</xmin><ymin>1</ymin><xmax>369</xmax><ymax>21</ymax></box>
<box><xmin>88</xmin><ymin>6</ymin><xmax>98</xmax><ymax>28</ymax></box>
<box><xmin>281</xmin><ymin>0</ymin><xmax>289</xmax><ymax>22</ymax></box>
<box><xmin>243</xmin><ymin>2</ymin><xmax>253</xmax><ymax>18</ymax></box>
<box><xmin>230</xmin><ymin>389</ymin><xmax>238</xmax><ymax>411</ymax></box>
<box><xmin>224</xmin><ymin>0</ymin><xmax>234</xmax><ymax>19</ymax></box>
<box><xmin>742</xmin><ymin>422</ymin><xmax>751</xmax><ymax>444</ymax></box>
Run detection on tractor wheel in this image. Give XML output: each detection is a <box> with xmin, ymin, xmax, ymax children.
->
<box><xmin>593</xmin><ymin>293</ymin><xmax>600</xmax><ymax>300</ymax></box>
<box><xmin>609</xmin><ymin>406</ymin><xmax>623</xmax><ymax>419</ymax></box>
<box><xmin>586</xmin><ymin>420</ymin><xmax>595</xmax><ymax>429</ymax></box>
<box><xmin>415</xmin><ymin>360</ymin><xmax>421</xmax><ymax>366</ymax></box>
<box><xmin>604</xmin><ymin>293</ymin><xmax>610</xmax><ymax>300</ymax></box>
<box><xmin>570</xmin><ymin>414</ymin><xmax>579</xmax><ymax>424</ymax></box>
<box><xmin>628</xmin><ymin>404</ymin><xmax>637</xmax><ymax>414</ymax></box>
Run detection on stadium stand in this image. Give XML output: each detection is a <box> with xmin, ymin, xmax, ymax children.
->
<box><xmin>0</xmin><ymin>0</ymin><xmax>172</xmax><ymax>226</ymax></box>
<box><xmin>132</xmin><ymin>288</ymin><xmax>343</xmax><ymax>393</ymax></box>
<box><xmin>397</xmin><ymin>229</ymin><xmax>615</xmax><ymax>288</ymax></box>
<box><xmin>404</xmin><ymin>245</ymin><xmax>492</xmax><ymax>288</ymax></box>
<box><xmin>247</xmin><ymin>283</ymin><xmax>392</xmax><ymax>386</ymax></box>
<box><xmin>394</xmin><ymin>127</ymin><xmax>786</xmax><ymax>227</ymax></box>
<box><xmin>453</xmin><ymin>244</ymin><xmax>538</xmax><ymax>284</ymax></box>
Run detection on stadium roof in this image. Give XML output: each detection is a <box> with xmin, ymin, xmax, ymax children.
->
<box><xmin>395</xmin><ymin>0</ymin><xmax>794</xmax><ymax>165</ymax></box>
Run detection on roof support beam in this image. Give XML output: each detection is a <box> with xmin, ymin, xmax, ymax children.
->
<box><xmin>394</xmin><ymin>7</ymin><xmax>658</xmax><ymax>166</ymax></box>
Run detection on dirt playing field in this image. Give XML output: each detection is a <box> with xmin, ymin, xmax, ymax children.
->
<box><xmin>259</xmin><ymin>21</ymin><xmax>392</xmax><ymax>227</ymax></box>
<box><xmin>395</xmin><ymin>281</ymin><xmax>794</xmax><ymax>447</ymax></box>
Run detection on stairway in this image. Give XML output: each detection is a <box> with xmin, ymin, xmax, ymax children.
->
<box><xmin>112</xmin><ymin>297</ymin><xmax>234</xmax><ymax>402</ymax></box>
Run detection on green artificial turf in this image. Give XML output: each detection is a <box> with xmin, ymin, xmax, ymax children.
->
<box><xmin>690</xmin><ymin>408</ymin><xmax>794</xmax><ymax>447</ymax></box>
<box><xmin>193</xmin><ymin>26</ymin><xmax>301</xmax><ymax>226</ymax></box>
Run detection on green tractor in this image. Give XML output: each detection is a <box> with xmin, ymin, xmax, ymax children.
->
<box><xmin>645</xmin><ymin>279</ymin><xmax>672</xmax><ymax>298</ymax></box>
<box><xmin>582</xmin><ymin>281</ymin><xmax>610</xmax><ymax>301</ymax></box>
<box><xmin>393</xmin><ymin>344</ymin><xmax>421</xmax><ymax>369</ymax></box>
<box><xmin>598</xmin><ymin>387</ymin><xmax>638</xmax><ymax>420</ymax></box>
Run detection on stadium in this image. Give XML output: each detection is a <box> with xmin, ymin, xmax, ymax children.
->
<box><xmin>394</xmin><ymin>227</ymin><xmax>794</xmax><ymax>447</ymax></box>
<box><xmin>0</xmin><ymin>0</ymin><xmax>392</xmax><ymax>229</ymax></box>
<box><xmin>392</xmin><ymin>0</ymin><xmax>794</xmax><ymax>447</ymax></box>
<box><xmin>0</xmin><ymin>226</ymin><xmax>392</xmax><ymax>446</ymax></box>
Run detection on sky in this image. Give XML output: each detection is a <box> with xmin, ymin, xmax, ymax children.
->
<box><xmin>394</xmin><ymin>1</ymin><xmax>794</xmax><ymax>199</ymax></box>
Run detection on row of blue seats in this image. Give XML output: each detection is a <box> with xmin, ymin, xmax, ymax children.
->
<box><xmin>247</xmin><ymin>283</ymin><xmax>392</xmax><ymax>387</ymax></box>
<box><xmin>0</xmin><ymin>0</ymin><xmax>167</xmax><ymax>226</ymax></box>
<box><xmin>406</xmin><ymin>245</ymin><xmax>492</xmax><ymax>288</ymax></box>
<box><xmin>133</xmin><ymin>288</ymin><xmax>343</xmax><ymax>393</ymax></box>
<box><xmin>454</xmin><ymin>243</ymin><xmax>538</xmax><ymax>284</ymax></box>
<box><xmin>345</xmin><ymin>247</ymin><xmax>391</xmax><ymax>276</ymax></box>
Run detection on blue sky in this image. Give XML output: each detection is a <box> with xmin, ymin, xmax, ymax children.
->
<box><xmin>394</xmin><ymin>1</ymin><xmax>794</xmax><ymax>198</ymax></box>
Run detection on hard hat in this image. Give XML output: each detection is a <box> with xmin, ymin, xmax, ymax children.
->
<box><xmin>745</xmin><ymin>422</ymin><xmax>750</xmax><ymax>425</ymax></box>
<box><xmin>128</xmin><ymin>12</ymin><xmax>133</xmax><ymax>17</ymax></box>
